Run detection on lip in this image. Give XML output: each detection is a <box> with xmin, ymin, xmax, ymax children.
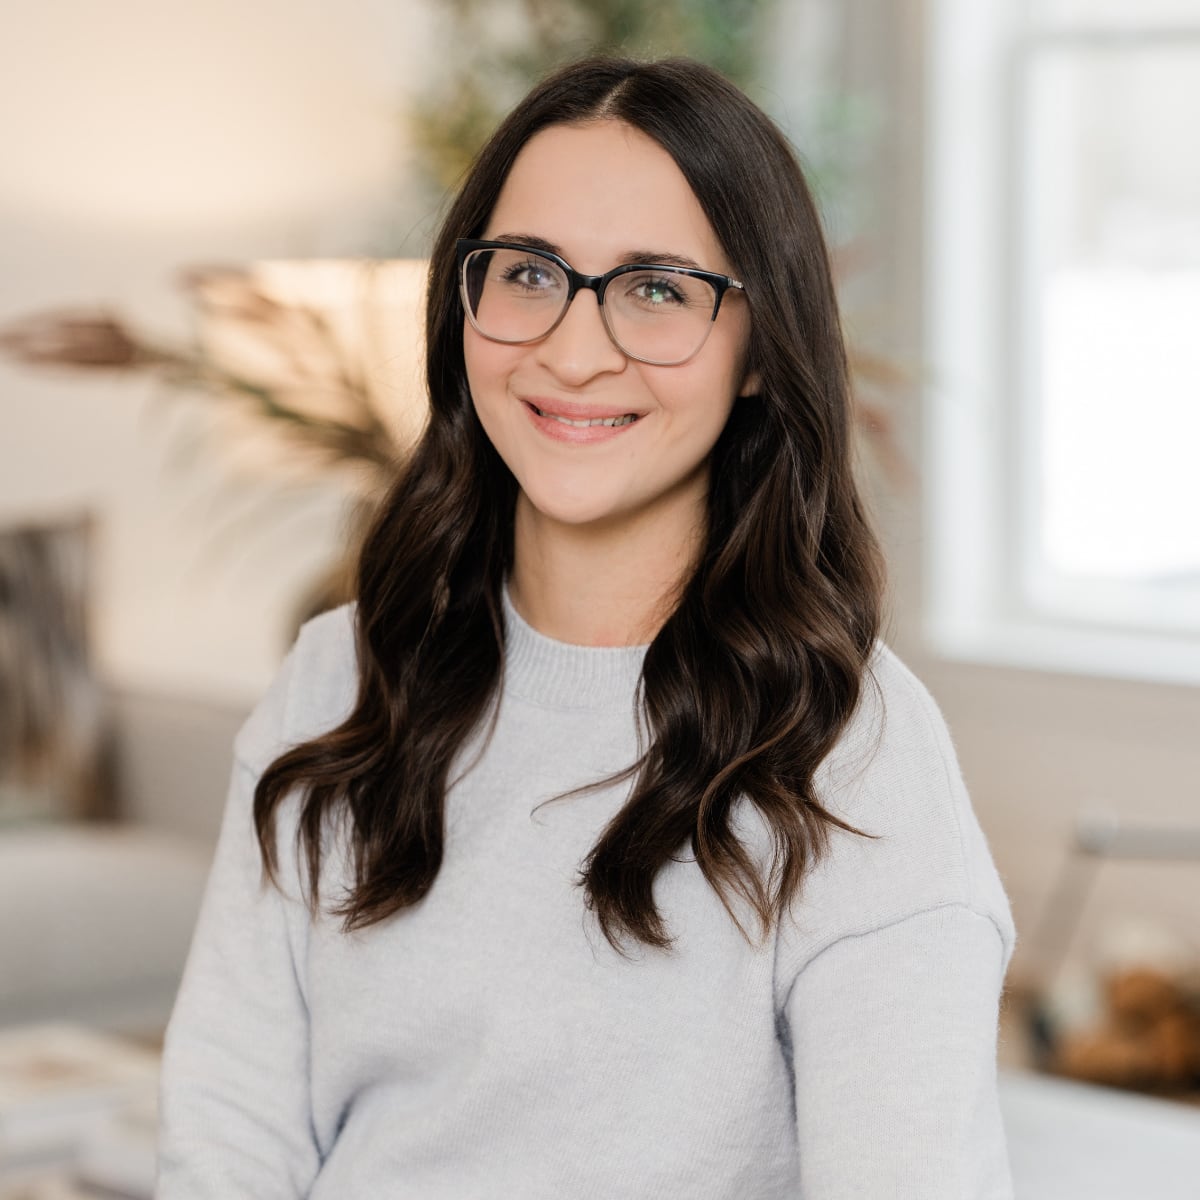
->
<box><xmin>519</xmin><ymin>396</ymin><xmax>646</xmax><ymax>445</ymax></box>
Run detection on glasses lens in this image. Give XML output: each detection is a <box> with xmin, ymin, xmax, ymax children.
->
<box><xmin>462</xmin><ymin>247</ymin><xmax>567</xmax><ymax>344</ymax></box>
<box><xmin>604</xmin><ymin>269</ymin><xmax>718</xmax><ymax>365</ymax></box>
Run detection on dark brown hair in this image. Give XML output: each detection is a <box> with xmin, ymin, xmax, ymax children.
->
<box><xmin>254</xmin><ymin>56</ymin><xmax>885</xmax><ymax>952</ymax></box>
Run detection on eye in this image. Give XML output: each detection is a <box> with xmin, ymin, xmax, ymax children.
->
<box><xmin>626</xmin><ymin>273</ymin><xmax>689</xmax><ymax>308</ymax></box>
<box><xmin>500</xmin><ymin>258</ymin><xmax>560</xmax><ymax>292</ymax></box>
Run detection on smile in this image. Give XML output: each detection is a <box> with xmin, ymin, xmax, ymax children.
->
<box><xmin>532</xmin><ymin>405</ymin><xmax>639</xmax><ymax>428</ymax></box>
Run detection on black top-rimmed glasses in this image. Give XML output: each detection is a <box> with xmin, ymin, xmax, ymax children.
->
<box><xmin>456</xmin><ymin>238</ymin><xmax>746</xmax><ymax>367</ymax></box>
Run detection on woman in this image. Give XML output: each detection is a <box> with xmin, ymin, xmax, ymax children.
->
<box><xmin>158</xmin><ymin>56</ymin><xmax>1015</xmax><ymax>1198</ymax></box>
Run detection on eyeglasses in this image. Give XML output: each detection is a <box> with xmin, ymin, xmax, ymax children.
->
<box><xmin>456</xmin><ymin>238</ymin><xmax>746</xmax><ymax>367</ymax></box>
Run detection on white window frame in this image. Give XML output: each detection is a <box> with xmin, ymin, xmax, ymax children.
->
<box><xmin>924</xmin><ymin>0</ymin><xmax>1200</xmax><ymax>686</ymax></box>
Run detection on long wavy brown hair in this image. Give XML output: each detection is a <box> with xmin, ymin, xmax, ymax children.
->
<box><xmin>254</xmin><ymin>56</ymin><xmax>885</xmax><ymax>952</ymax></box>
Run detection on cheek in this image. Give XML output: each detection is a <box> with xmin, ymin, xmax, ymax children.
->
<box><xmin>665</xmin><ymin>349</ymin><xmax>745</xmax><ymax>433</ymax></box>
<box><xmin>463</xmin><ymin>334</ymin><xmax>534</xmax><ymax>475</ymax></box>
<box><xmin>647</xmin><ymin>374</ymin><xmax>736</xmax><ymax>467</ymax></box>
<box><xmin>463</xmin><ymin>331</ymin><xmax>518</xmax><ymax>415</ymax></box>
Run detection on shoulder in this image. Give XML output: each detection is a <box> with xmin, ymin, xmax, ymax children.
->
<box><xmin>232</xmin><ymin>602</ymin><xmax>359</xmax><ymax>775</ymax></box>
<box><xmin>845</xmin><ymin>641</ymin><xmax>966</xmax><ymax>806</ymax></box>
<box><xmin>822</xmin><ymin>641</ymin><xmax>972</xmax><ymax>838</ymax></box>
<box><xmin>774</xmin><ymin>641</ymin><xmax>1015</xmax><ymax>976</ymax></box>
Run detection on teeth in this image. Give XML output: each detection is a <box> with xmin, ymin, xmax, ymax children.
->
<box><xmin>534</xmin><ymin>407</ymin><xmax>638</xmax><ymax>428</ymax></box>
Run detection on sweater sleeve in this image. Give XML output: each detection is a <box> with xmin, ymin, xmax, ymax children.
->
<box><xmin>155</xmin><ymin>606</ymin><xmax>356</xmax><ymax>1197</ymax></box>
<box><xmin>155</xmin><ymin>756</ymin><xmax>321</xmax><ymax>1199</ymax></box>
<box><xmin>785</xmin><ymin>903</ymin><xmax>1014</xmax><ymax>1199</ymax></box>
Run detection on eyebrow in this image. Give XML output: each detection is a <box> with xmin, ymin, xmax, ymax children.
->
<box><xmin>490</xmin><ymin>232</ymin><xmax>705</xmax><ymax>272</ymax></box>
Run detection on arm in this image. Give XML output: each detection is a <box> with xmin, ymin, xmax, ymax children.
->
<box><xmin>786</xmin><ymin>904</ymin><xmax>1013</xmax><ymax>1199</ymax></box>
<box><xmin>156</xmin><ymin>758</ymin><xmax>321</xmax><ymax>1199</ymax></box>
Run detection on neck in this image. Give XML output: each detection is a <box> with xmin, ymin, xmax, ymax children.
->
<box><xmin>509</xmin><ymin>495</ymin><xmax>704</xmax><ymax>647</ymax></box>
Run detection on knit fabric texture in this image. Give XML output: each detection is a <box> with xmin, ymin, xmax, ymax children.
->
<box><xmin>157</xmin><ymin>592</ymin><xmax>1016</xmax><ymax>1198</ymax></box>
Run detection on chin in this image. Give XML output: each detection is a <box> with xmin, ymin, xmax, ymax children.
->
<box><xmin>518</xmin><ymin>482</ymin><xmax>630</xmax><ymax>531</ymax></box>
<box><xmin>529</xmin><ymin>499</ymin><xmax>626</xmax><ymax>530</ymax></box>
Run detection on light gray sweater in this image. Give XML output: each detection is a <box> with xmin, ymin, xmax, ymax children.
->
<box><xmin>157</xmin><ymin>593</ymin><xmax>1016</xmax><ymax>1198</ymax></box>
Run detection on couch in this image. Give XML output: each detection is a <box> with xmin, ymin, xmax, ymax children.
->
<box><xmin>0</xmin><ymin>686</ymin><xmax>245</xmax><ymax>1034</ymax></box>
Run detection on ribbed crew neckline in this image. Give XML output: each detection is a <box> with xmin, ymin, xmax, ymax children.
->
<box><xmin>501</xmin><ymin>584</ymin><xmax>648</xmax><ymax>711</ymax></box>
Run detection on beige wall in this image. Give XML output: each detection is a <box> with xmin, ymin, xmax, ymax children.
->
<box><xmin>0</xmin><ymin>0</ymin><xmax>435</xmax><ymax>707</ymax></box>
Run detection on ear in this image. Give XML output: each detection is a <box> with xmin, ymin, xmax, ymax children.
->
<box><xmin>737</xmin><ymin>367</ymin><xmax>762</xmax><ymax>398</ymax></box>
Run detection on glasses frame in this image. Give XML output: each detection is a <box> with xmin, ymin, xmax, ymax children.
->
<box><xmin>455</xmin><ymin>238</ymin><xmax>746</xmax><ymax>367</ymax></box>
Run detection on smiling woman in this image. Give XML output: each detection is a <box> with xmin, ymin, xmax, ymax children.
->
<box><xmin>157</xmin><ymin>56</ymin><xmax>1016</xmax><ymax>1199</ymax></box>
<box><xmin>462</xmin><ymin>120</ymin><xmax>757</xmax><ymax>635</ymax></box>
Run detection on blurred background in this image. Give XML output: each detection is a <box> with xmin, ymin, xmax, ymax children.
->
<box><xmin>1</xmin><ymin>0</ymin><xmax>1199</xmax><ymax>1194</ymax></box>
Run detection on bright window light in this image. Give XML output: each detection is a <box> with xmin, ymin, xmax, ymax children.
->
<box><xmin>926</xmin><ymin>2</ymin><xmax>1200</xmax><ymax>682</ymax></box>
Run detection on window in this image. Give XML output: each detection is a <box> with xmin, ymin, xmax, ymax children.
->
<box><xmin>926</xmin><ymin>0</ymin><xmax>1200</xmax><ymax>684</ymax></box>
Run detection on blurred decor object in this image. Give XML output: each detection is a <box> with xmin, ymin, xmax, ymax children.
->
<box><xmin>0</xmin><ymin>260</ymin><xmax>427</xmax><ymax>482</ymax></box>
<box><xmin>185</xmin><ymin>258</ymin><xmax>429</xmax><ymax>476</ymax></box>
<box><xmin>1029</xmin><ymin>814</ymin><xmax>1200</xmax><ymax>983</ymax></box>
<box><xmin>0</xmin><ymin>1023</ymin><xmax>158</xmax><ymax>1188</ymax></box>
<box><xmin>1053</xmin><ymin>964</ymin><xmax>1200</xmax><ymax>1096</ymax></box>
<box><xmin>1027</xmin><ymin>812</ymin><xmax>1200</xmax><ymax>1099</ymax></box>
<box><xmin>0</xmin><ymin>513</ymin><xmax>114</xmax><ymax>823</ymax></box>
<box><xmin>0</xmin><ymin>260</ymin><xmax>429</xmax><ymax>624</ymax></box>
<box><xmin>411</xmin><ymin>0</ymin><xmax>768</xmax><ymax>196</ymax></box>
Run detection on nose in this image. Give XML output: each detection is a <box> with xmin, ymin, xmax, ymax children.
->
<box><xmin>533</xmin><ymin>286</ymin><xmax>627</xmax><ymax>385</ymax></box>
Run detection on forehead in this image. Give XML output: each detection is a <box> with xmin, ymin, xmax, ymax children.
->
<box><xmin>483</xmin><ymin>119</ymin><xmax>730</xmax><ymax>273</ymax></box>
